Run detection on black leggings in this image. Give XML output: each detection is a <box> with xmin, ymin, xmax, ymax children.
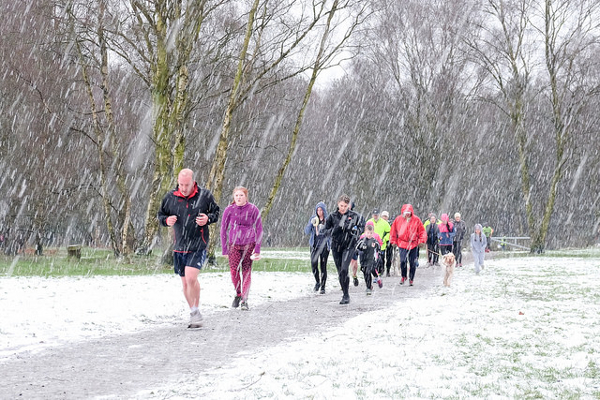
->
<box><xmin>440</xmin><ymin>245</ymin><xmax>453</xmax><ymax>255</ymax></box>
<box><xmin>376</xmin><ymin>250</ymin><xmax>386</xmax><ymax>274</ymax></box>
<box><xmin>362</xmin><ymin>263</ymin><xmax>378</xmax><ymax>289</ymax></box>
<box><xmin>427</xmin><ymin>242</ymin><xmax>439</xmax><ymax>264</ymax></box>
<box><xmin>332</xmin><ymin>246</ymin><xmax>353</xmax><ymax>296</ymax></box>
<box><xmin>453</xmin><ymin>241</ymin><xmax>462</xmax><ymax>264</ymax></box>
<box><xmin>385</xmin><ymin>246</ymin><xmax>393</xmax><ymax>273</ymax></box>
<box><xmin>310</xmin><ymin>244</ymin><xmax>329</xmax><ymax>288</ymax></box>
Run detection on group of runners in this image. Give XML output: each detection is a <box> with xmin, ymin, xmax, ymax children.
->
<box><xmin>305</xmin><ymin>195</ymin><xmax>491</xmax><ymax>305</ymax></box>
<box><xmin>304</xmin><ymin>195</ymin><xmax>428</xmax><ymax>304</ymax></box>
<box><xmin>157</xmin><ymin>169</ymin><xmax>263</xmax><ymax>328</ymax></box>
<box><xmin>157</xmin><ymin>168</ymin><xmax>490</xmax><ymax>327</ymax></box>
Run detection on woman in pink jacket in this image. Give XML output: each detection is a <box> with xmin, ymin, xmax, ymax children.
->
<box><xmin>220</xmin><ymin>186</ymin><xmax>263</xmax><ymax>311</ymax></box>
<box><xmin>438</xmin><ymin>213</ymin><xmax>455</xmax><ymax>256</ymax></box>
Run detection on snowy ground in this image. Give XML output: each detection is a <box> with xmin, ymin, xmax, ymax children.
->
<box><xmin>0</xmin><ymin>271</ymin><xmax>305</xmax><ymax>358</ymax></box>
<box><xmin>2</xmin><ymin>254</ymin><xmax>600</xmax><ymax>399</ymax></box>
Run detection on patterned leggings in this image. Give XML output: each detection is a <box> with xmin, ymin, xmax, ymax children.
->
<box><xmin>228</xmin><ymin>243</ymin><xmax>255</xmax><ymax>301</ymax></box>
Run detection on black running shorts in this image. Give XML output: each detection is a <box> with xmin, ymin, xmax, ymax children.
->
<box><xmin>173</xmin><ymin>250</ymin><xmax>207</xmax><ymax>277</ymax></box>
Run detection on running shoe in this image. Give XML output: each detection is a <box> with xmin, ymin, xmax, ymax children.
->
<box><xmin>188</xmin><ymin>310</ymin><xmax>203</xmax><ymax>328</ymax></box>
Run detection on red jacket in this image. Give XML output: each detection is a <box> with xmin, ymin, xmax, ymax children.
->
<box><xmin>390</xmin><ymin>204</ymin><xmax>428</xmax><ymax>250</ymax></box>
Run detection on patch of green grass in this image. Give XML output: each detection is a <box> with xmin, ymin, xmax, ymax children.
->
<box><xmin>585</xmin><ymin>360</ymin><xmax>600</xmax><ymax>379</ymax></box>
<box><xmin>0</xmin><ymin>249</ymin><xmax>170</xmax><ymax>277</ymax></box>
<box><xmin>465</xmin><ymin>380</ymin><xmax>504</xmax><ymax>398</ymax></box>
<box><xmin>0</xmin><ymin>246</ymin><xmax>312</xmax><ymax>277</ymax></box>
<box><xmin>518</xmin><ymin>386</ymin><xmax>545</xmax><ymax>399</ymax></box>
<box><xmin>491</xmin><ymin>247</ymin><xmax>600</xmax><ymax>259</ymax></box>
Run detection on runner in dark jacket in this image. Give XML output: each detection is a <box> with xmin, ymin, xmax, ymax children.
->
<box><xmin>158</xmin><ymin>183</ymin><xmax>220</xmax><ymax>253</ymax></box>
<box><xmin>452</xmin><ymin>212</ymin><xmax>467</xmax><ymax>267</ymax></box>
<box><xmin>324</xmin><ymin>194</ymin><xmax>365</xmax><ymax>304</ymax></box>
<box><xmin>304</xmin><ymin>201</ymin><xmax>331</xmax><ymax>294</ymax></box>
<box><xmin>424</xmin><ymin>214</ymin><xmax>440</xmax><ymax>266</ymax></box>
<box><xmin>157</xmin><ymin>169</ymin><xmax>220</xmax><ymax>328</ymax></box>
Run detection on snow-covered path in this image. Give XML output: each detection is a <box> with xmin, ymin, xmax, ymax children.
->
<box><xmin>1</xmin><ymin>255</ymin><xmax>599</xmax><ymax>399</ymax></box>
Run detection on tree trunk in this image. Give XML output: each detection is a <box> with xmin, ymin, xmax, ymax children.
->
<box><xmin>205</xmin><ymin>0</ymin><xmax>261</xmax><ymax>263</ymax></box>
<box><xmin>75</xmin><ymin>37</ymin><xmax>120</xmax><ymax>256</ymax></box>
<box><xmin>262</xmin><ymin>0</ymin><xmax>340</xmax><ymax>219</ymax></box>
<box><xmin>140</xmin><ymin>7</ymin><xmax>175</xmax><ymax>254</ymax></box>
<box><xmin>99</xmin><ymin>0</ymin><xmax>134</xmax><ymax>257</ymax></box>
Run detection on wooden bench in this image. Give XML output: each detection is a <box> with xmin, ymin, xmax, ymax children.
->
<box><xmin>67</xmin><ymin>245</ymin><xmax>82</xmax><ymax>260</ymax></box>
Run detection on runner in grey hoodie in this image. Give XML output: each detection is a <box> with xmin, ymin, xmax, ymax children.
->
<box><xmin>470</xmin><ymin>224</ymin><xmax>487</xmax><ymax>274</ymax></box>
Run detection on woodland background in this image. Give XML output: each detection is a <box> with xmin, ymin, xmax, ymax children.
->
<box><xmin>1</xmin><ymin>0</ymin><xmax>599</xmax><ymax>257</ymax></box>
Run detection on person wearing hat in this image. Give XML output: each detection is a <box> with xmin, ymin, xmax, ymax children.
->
<box><xmin>367</xmin><ymin>208</ymin><xmax>391</xmax><ymax>276</ymax></box>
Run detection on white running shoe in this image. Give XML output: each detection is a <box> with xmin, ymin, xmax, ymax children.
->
<box><xmin>188</xmin><ymin>310</ymin><xmax>203</xmax><ymax>328</ymax></box>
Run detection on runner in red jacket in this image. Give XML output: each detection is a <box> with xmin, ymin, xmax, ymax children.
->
<box><xmin>389</xmin><ymin>204</ymin><xmax>427</xmax><ymax>286</ymax></box>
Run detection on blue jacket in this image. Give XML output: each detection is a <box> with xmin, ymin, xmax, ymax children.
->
<box><xmin>304</xmin><ymin>202</ymin><xmax>331</xmax><ymax>250</ymax></box>
<box><xmin>438</xmin><ymin>221</ymin><xmax>456</xmax><ymax>246</ymax></box>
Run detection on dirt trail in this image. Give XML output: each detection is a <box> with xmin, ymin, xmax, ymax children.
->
<box><xmin>0</xmin><ymin>256</ymin><xmax>482</xmax><ymax>399</ymax></box>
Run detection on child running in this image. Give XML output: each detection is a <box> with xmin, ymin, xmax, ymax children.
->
<box><xmin>355</xmin><ymin>223</ymin><xmax>383</xmax><ymax>295</ymax></box>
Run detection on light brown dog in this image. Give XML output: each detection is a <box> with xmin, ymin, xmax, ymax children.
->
<box><xmin>442</xmin><ymin>253</ymin><xmax>456</xmax><ymax>287</ymax></box>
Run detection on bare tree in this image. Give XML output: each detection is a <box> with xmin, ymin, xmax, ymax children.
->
<box><xmin>361</xmin><ymin>0</ymin><xmax>479</xmax><ymax>210</ymax></box>
<box><xmin>261</xmin><ymin>0</ymin><xmax>370</xmax><ymax>218</ymax></box>
<box><xmin>467</xmin><ymin>0</ymin><xmax>600</xmax><ymax>252</ymax></box>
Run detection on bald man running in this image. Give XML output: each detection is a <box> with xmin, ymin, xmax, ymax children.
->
<box><xmin>158</xmin><ymin>169</ymin><xmax>220</xmax><ymax>328</ymax></box>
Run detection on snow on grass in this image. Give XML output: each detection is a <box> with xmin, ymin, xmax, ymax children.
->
<box><xmin>0</xmin><ymin>271</ymin><xmax>309</xmax><ymax>359</ymax></box>
<box><xmin>2</xmin><ymin>255</ymin><xmax>600</xmax><ymax>398</ymax></box>
<box><xmin>135</xmin><ymin>257</ymin><xmax>600</xmax><ymax>399</ymax></box>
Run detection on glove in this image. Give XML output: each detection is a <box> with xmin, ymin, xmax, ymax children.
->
<box><xmin>342</xmin><ymin>218</ymin><xmax>353</xmax><ymax>231</ymax></box>
<box><xmin>311</xmin><ymin>217</ymin><xmax>319</xmax><ymax>227</ymax></box>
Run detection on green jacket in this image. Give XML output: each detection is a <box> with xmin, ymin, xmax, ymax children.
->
<box><xmin>423</xmin><ymin>219</ymin><xmax>440</xmax><ymax>230</ymax></box>
<box><xmin>482</xmin><ymin>226</ymin><xmax>493</xmax><ymax>237</ymax></box>
<box><xmin>367</xmin><ymin>218</ymin><xmax>391</xmax><ymax>250</ymax></box>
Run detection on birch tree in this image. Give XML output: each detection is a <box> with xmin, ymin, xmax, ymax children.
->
<box><xmin>261</xmin><ymin>0</ymin><xmax>370</xmax><ymax>218</ymax></box>
<box><xmin>468</xmin><ymin>0</ymin><xmax>600</xmax><ymax>252</ymax></box>
<box><xmin>363</xmin><ymin>0</ymin><xmax>478</xmax><ymax>210</ymax></box>
<box><xmin>532</xmin><ymin>0</ymin><xmax>600</xmax><ymax>251</ymax></box>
